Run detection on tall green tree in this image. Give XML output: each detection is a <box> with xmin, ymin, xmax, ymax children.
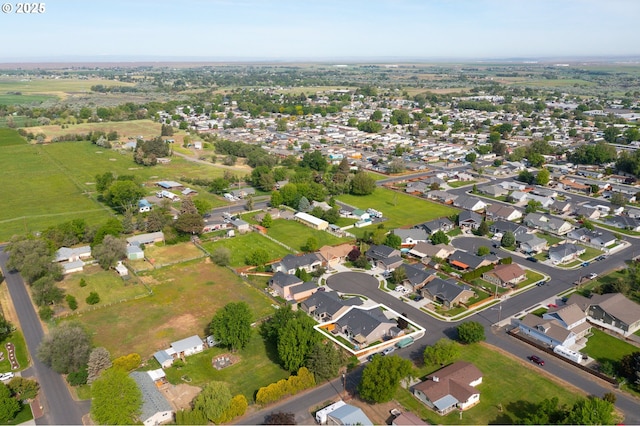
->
<box><xmin>350</xmin><ymin>172</ymin><xmax>376</xmax><ymax>195</ymax></box>
<box><xmin>501</xmin><ymin>231</ymin><xmax>515</xmax><ymax>248</ymax></box>
<box><xmin>358</xmin><ymin>355</ymin><xmax>413</xmax><ymax>403</ymax></box>
<box><xmin>193</xmin><ymin>382</ymin><xmax>233</xmax><ymax>423</ymax></box>
<box><xmin>210</xmin><ymin>302</ymin><xmax>252</xmax><ymax>352</ymax></box>
<box><xmin>91</xmin><ymin>368</ymin><xmax>142</xmax><ymax>425</ymax></box>
<box><xmin>104</xmin><ymin>180</ymin><xmax>145</xmax><ymax>212</ymax></box>
<box><xmin>423</xmin><ymin>338</ymin><xmax>460</xmax><ymax>366</ymax></box>
<box><xmin>384</xmin><ymin>233</ymin><xmax>402</xmax><ymax>249</ymax></box>
<box><xmin>306</xmin><ymin>342</ymin><xmax>342</xmax><ymax>382</ymax></box>
<box><xmin>430</xmin><ymin>230</ymin><xmax>449</xmax><ymax>245</ymax></box>
<box><xmin>0</xmin><ymin>383</ymin><xmax>20</xmax><ymax>423</ymax></box>
<box><xmin>277</xmin><ymin>314</ymin><xmax>321</xmax><ymax>372</ymax></box>
<box><xmin>535</xmin><ymin>168</ymin><xmax>550</xmax><ymax>186</ymax></box>
<box><xmin>456</xmin><ymin>321</ymin><xmax>486</xmax><ymax>344</ymax></box>
<box><xmin>37</xmin><ymin>322</ymin><xmax>91</xmax><ymax>374</ymax></box>
<box><xmin>562</xmin><ymin>396</ymin><xmax>616</xmax><ymax>425</ymax></box>
<box><xmin>92</xmin><ymin>235</ymin><xmax>127</xmax><ymax>270</ymax></box>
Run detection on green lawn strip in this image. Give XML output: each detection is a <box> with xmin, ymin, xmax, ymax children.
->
<box><xmin>448</xmin><ymin>180</ymin><xmax>477</xmax><ymax>188</ymax></box>
<box><xmin>396</xmin><ymin>342</ymin><xmax>583</xmax><ymax>425</ymax></box>
<box><xmin>63</xmin><ymin>260</ymin><xmax>275</xmax><ymax>358</ymax></box>
<box><xmin>533</xmin><ymin>252</ymin><xmax>547</xmax><ymax>261</ymax></box>
<box><xmin>0</xmin><ymin>93</ymin><xmax>54</xmax><ymax>105</ymax></box>
<box><xmin>201</xmin><ymin>232</ymin><xmax>293</xmax><ymax>267</ymax></box>
<box><xmin>447</xmin><ymin>228</ymin><xmax>462</xmax><ymax>237</ymax></box>
<box><xmin>582</xmin><ymin>328</ymin><xmax>638</xmax><ymax>365</ymax></box>
<box><xmin>366</xmin><ymin>172</ymin><xmax>389</xmax><ymax>181</ymax></box>
<box><xmin>334</xmin><ymin>217</ymin><xmax>359</xmax><ymax>227</ymax></box>
<box><xmin>265</xmin><ymin>219</ymin><xmax>352</xmax><ymax>252</ymax></box>
<box><xmin>57</xmin><ymin>267</ymin><xmax>150</xmax><ymax>313</ymax></box>
<box><xmin>0</xmin><ymin>330</ymin><xmax>29</xmax><ymax>372</ymax></box>
<box><xmin>529</xmin><ymin>307</ymin><xmax>548</xmax><ymax>317</ymax></box>
<box><xmin>163</xmin><ymin>331</ymin><xmax>289</xmax><ymax>402</ymax></box>
<box><xmin>536</xmin><ymin>233</ymin><xmax>563</xmax><ymax>246</ymax></box>
<box><xmin>337</xmin><ymin>187</ymin><xmax>458</xmax><ymax>230</ymax></box>
<box><xmin>595</xmin><ymin>222</ymin><xmax>640</xmax><ymax>236</ymax></box>
<box><xmin>578</xmin><ymin>245</ymin><xmax>603</xmax><ymax>261</ymax></box>
<box><xmin>472</xmin><ymin>279</ymin><xmax>509</xmax><ymax>295</ymax></box>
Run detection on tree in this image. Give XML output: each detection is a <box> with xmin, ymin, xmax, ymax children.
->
<box><xmin>174</xmin><ymin>213</ymin><xmax>204</xmax><ymax>235</ymax></box>
<box><xmin>384</xmin><ymin>233</ymin><xmax>402</xmax><ymax>250</ymax></box>
<box><xmin>91</xmin><ymin>368</ymin><xmax>142</xmax><ymax>425</ymax></box>
<box><xmin>215</xmin><ymin>394</ymin><xmax>248</xmax><ymax>424</ymax></box>
<box><xmin>619</xmin><ymin>351</ymin><xmax>640</xmax><ymax>386</ymax></box>
<box><xmin>7</xmin><ymin>376</ymin><xmax>39</xmax><ymax>400</ymax></box>
<box><xmin>501</xmin><ymin>231</ymin><xmax>515</xmax><ymax>248</ymax></box>
<box><xmin>192</xmin><ymin>383</ymin><xmax>233</xmax><ymax>423</ymax></box>
<box><xmin>6</xmin><ymin>236</ymin><xmax>58</xmax><ymax>284</ymax></box>
<box><xmin>92</xmin><ymin>235</ymin><xmax>127</xmax><ymax>270</ymax></box>
<box><xmin>193</xmin><ymin>198</ymin><xmax>212</xmax><ymax>216</ymax></box>
<box><xmin>476</xmin><ymin>246</ymin><xmax>490</xmax><ymax>256</ymax></box>
<box><xmin>350</xmin><ymin>172</ymin><xmax>376</xmax><ymax>196</ymax></box>
<box><xmin>31</xmin><ymin>275</ymin><xmax>64</xmax><ymax>307</ymax></box>
<box><xmin>87</xmin><ymin>347</ymin><xmax>112</xmax><ymax>384</ymax></box>
<box><xmin>423</xmin><ymin>338</ymin><xmax>460</xmax><ymax>366</ymax></box>
<box><xmin>0</xmin><ymin>383</ymin><xmax>20</xmax><ymax>423</ymax></box>
<box><xmin>211</xmin><ymin>247</ymin><xmax>231</xmax><ymax>266</ymax></box>
<box><xmin>104</xmin><ymin>180</ymin><xmax>145</xmax><ymax>212</ymax></box>
<box><xmin>270</xmin><ymin>191</ymin><xmax>283</xmax><ymax>208</ymax></box>
<box><xmin>430</xmin><ymin>230</ymin><xmax>449</xmax><ymax>245</ymax></box>
<box><xmin>610</xmin><ymin>192</ymin><xmax>627</xmax><ymax>207</ymax></box>
<box><xmin>536</xmin><ymin>168</ymin><xmax>550</xmax><ymax>186</ymax></box>
<box><xmin>465</xmin><ymin>152</ymin><xmax>477</xmax><ymax>163</ymax></box>
<box><xmin>390</xmin><ymin>266</ymin><xmax>407</xmax><ymax>285</ymax></box>
<box><xmin>517</xmin><ymin>169</ymin><xmax>535</xmax><ymax>184</ymax></box>
<box><xmin>297</xmin><ymin>196</ymin><xmax>310</xmax><ymax>212</ymax></box>
<box><xmin>358</xmin><ymin>355</ymin><xmax>413</xmax><ymax>403</ymax></box>
<box><xmin>603</xmin><ymin>126</ymin><xmax>620</xmax><ymax>143</ymax></box>
<box><xmin>0</xmin><ymin>316</ymin><xmax>12</xmax><ymax>343</ymax></box>
<box><xmin>261</xmin><ymin>213</ymin><xmax>273</xmax><ymax>228</ymax></box>
<box><xmin>306</xmin><ymin>342</ymin><xmax>342</xmax><ymax>382</ymax></box>
<box><xmin>246</xmin><ymin>248</ymin><xmax>269</xmax><ymax>267</ymax></box>
<box><xmin>265</xmin><ymin>412</ymin><xmax>296</xmax><ymax>425</ymax></box>
<box><xmin>66</xmin><ymin>294</ymin><xmax>78</xmax><ymax>310</ymax></box>
<box><xmin>93</xmin><ymin>218</ymin><xmax>124</xmax><ymax>247</ymax></box>
<box><xmin>456</xmin><ymin>321</ymin><xmax>486</xmax><ymax>344</ymax></box>
<box><xmin>210</xmin><ymin>302</ymin><xmax>252</xmax><ymax>351</ymax></box>
<box><xmin>277</xmin><ymin>314</ymin><xmax>321</xmax><ymax>372</ymax></box>
<box><xmin>562</xmin><ymin>396</ymin><xmax>616</xmax><ymax>425</ymax></box>
<box><xmin>477</xmin><ymin>220</ymin><xmax>489</xmax><ymax>236</ymax></box>
<box><xmin>37</xmin><ymin>322</ymin><xmax>91</xmax><ymax>374</ymax></box>
<box><xmin>525</xmin><ymin>200</ymin><xmax>542</xmax><ymax>214</ymax></box>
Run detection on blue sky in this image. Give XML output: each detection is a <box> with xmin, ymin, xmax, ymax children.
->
<box><xmin>1</xmin><ymin>0</ymin><xmax>638</xmax><ymax>61</ymax></box>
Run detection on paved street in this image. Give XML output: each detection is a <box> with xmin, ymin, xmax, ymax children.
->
<box><xmin>0</xmin><ymin>246</ymin><xmax>88</xmax><ymax>425</ymax></box>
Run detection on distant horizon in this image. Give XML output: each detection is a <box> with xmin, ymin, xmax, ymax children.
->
<box><xmin>1</xmin><ymin>0</ymin><xmax>639</xmax><ymax>63</ymax></box>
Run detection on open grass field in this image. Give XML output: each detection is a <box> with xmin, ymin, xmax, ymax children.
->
<box><xmin>66</xmin><ymin>259</ymin><xmax>275</xmax><ymax>358</ymax></box>
<box><xmin>163</xmin><ymin>331</ymin><xmax>289</xmax><ymax>401</ymax></box>
<box><xmin>395</xmin><ymin>342</ymin><xmax>584</xmax><ymax>425</ymax></box>
<box><xmin>0</xmin><ymin>128</ymin><xmax>27</xmax><ymax>146</ymax></box>
<box><xmin>201</xmin><ymin>233</ymin><xmax>293</xmax><ymax>267</ymax></box>
<box><xmin>28</xmin><ymin>119</ymin><xmax>161</xmax><ymax>142</ymax></box>
<box><xmin>582</xmin><ymin>328</ymin><xmax>638</xmax><ymax>365</ymax></box>
<box><xmin>0</xmin><ymin>93</ymin><xmax>55</xmax><ymax>106</ymax></box>
<box><xmin>338</xmin><ymin>187</ymin><xmax>458</xmax><ymax>230</ymax></box>
<box><xmin>144</xmin><ymin>242</ymin><xmax>205</xmax><ymax>266</ymax></box>
<box><xmin>57</xmin><ymin>266</ymin><xmax>150</xmax><ymax>314</ymax></box>
<box><xmin>0</xmin><ymin>77</ymin><xmax>135</xmax><ymax>100</ymax></box>
<box><xmin>266</xmin><ymin>219</ymin><xmax>353</xmax><ymax>251</ymax></box>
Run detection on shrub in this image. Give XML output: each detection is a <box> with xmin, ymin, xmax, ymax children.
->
<box><xmin>66</xmin><ymin>294</ymin><xmax>78</xmax><ymax>310</ymax></box>
<box><xmin>38</xmin><ymin>306</ymin><xmax>54</xmax><ymax>321</ymax></box>
<box><xmin>67</xmin><ymin>366</ymin><xmax>88</xmax><ymax>386</ymax></box>
<box><xmin>112</xmin><ymin>353</ymin><xmax>141</xmax><ymax>372</ymax></box>
<box><xmin>79</xmin><ymin>278</ymin><xmax>87</xmax><ymax>287</ymax></box>
<box><xmin>86</xmin><ymin>292</ymin><xmax>100</xmax><ymax>305</ymax></box>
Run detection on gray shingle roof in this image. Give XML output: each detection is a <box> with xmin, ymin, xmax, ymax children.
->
<box><xmin>130</xmin><ymin>371</ymin><xmax>172</xmax><ymax>422</ymax></box>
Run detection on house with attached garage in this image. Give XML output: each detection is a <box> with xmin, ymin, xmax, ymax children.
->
<box><xmin>393</xmin><ymin>228</ymin><xmax>430</xmax><ymax>247</ymax></box>
<box><xmin>416</xmin><ymin>217</ymin><xmax>454</xmax><ymax>235</ymax></box>
<box><xmin>365</xmin><ymin>245</ymin><xmax>403</xmax><ymax>271</ymax></box>
<box><xmin>480</xmin><ymin>184</ymin><xmax>508</xmax><ymax>198</ymax></box>
<box><xmin>517</xmin><ymin>303</ymin><xmax>590</xmax><ymax>348</ymax></box>
<box><xmin>301</xmin><ymin>291</ymin><xmax>362</xmax><ymax>323</ymax></box>
<box><xmin>334</xmin><ymin>306</ymin><xmax>398</xmax><ymax>347</ymax></box>
<box><xmin>482</xmin><ymin>263</ymin><xmax>527</xmax><ymax>287</ymax></box>
<box><xmin>605</xmin><ymin>215</ymin><xmax>640</xmax><ymax>232</ymax></box>
<box><xmin>426</xmin><ymin>190</ymin><xmax>458</xmax><ymax>204</ymax></box>
<box><xmin>268</xmin><ymin>272</ymin><xmax>304</xmax><ymax>300</ymax></box>
<box><xmin>126</xmin><ymin>232</ymin><xmax>165</xmax><ymax>246</ymax></box>
<box><xmin>485</xmin><ymin>204</ymin><xmax>522</xmax><ymax>222</ymax></box>
<box><xmin>524</xmin><ymin>213</ymin><xmax>573</xmax><ymax>235</ymax></box>
<box><xmin>448</xmin><ymin>251</ymin><xmax>497</xmax><ymax>271</ymax></box>
<box><xmin>568</xmin><ymin>292</ymin><xmax>640</xmax><ymax>337</ymax></box>
<box><xmin>453</xmin><ymin>195</ymin><xmax>487</xmax><ymax>212</ymax></box>
<box><xmin>413</xmin><ymin>361</ymin><xmax>482</xmax><ymax>415</ymax></box>
<box><xmin>489</xmin><ymin>220</ymin><xmax>529</xmax><ymax>238</ymax></box>
<box><xmin>420</xmin><ymin>277</ymin><xmax>475</xmax><ymax>308</ymax></box>
<box><xmin>549</xmin><ymin>200</ymin><xmax>572</xmax><ymax>215</ymax></box>
<box><xmin>408</xmin><ymin>243</ymin><xmax>456</xmax><ymax>262</ymax></box>
<box><xmin>458</xmin><ymin>210</ymin><xmax>483</xmax><ymax>230</ymax></box>
<box><xmin>567</xmin><ymin>228</ymin><xmax>615</xmax><ymax>248</ymax></box>
<box><xmin>517</xmin><ymin>233</ymin><xmax>548</xmax><ymax>254</ymax></box>
<box><xmin>548</xmin><ymin>243</ymin><xmax>585</xmax><ymax>264</ymax></box>
<box><xmin>273</xmin><ymin>253</ymin><xmax>323</xmax><ymax>275</ymax></box>
<box><xmin>401</xmin><ymin>263</ymin><xmax>436</xmax><ymax>292</ymax></box>
<box><xmin>54</xmin><ymin>245</ymin><xmax>92</xmax><ymax>274</ymax></box>
<box><xmin>317</xmin><ymin>244</ymin><xmax>353</xmax><ymax>269</ymax></box>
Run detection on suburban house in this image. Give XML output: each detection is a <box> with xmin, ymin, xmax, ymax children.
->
<box><xmin>426</xmin><ymin>190</ymin><xmax>458</xmax><ymax>204</ymax></box>
<box><xmin>393</xmin><ymin>228</ymin><xmax>430</xmax><ymax>247</ymax></box>
<box><xmin>317</xmin><ymin>244</ymin><xmax>354</xmax><ymax>269</ymax></box>
<box><xmin>550</xmin><ymin>200</ymin><xmax>572</xmax><ymax>215</ymax></box>
<box><xmin>138</xmin><ymin>199</ymin><xmax>152</xmax><ymax>213</ymax></box>
<box><xmin>482</xmin><ymin>263</ymin><xmax>527</xmax><ymax>287</ymax></box>
<box><xmin>334</xmin><ymin>306</ymin><xmax>398</xmax><ymax>347</ymax></box>
<box><xmin>421</xmin><ymin>278</ymin><xmax>475</xmax><ymax>308</ymax></box>
<box><xmin>524</xmin><ymin>213</ymin><xmax>573</xmax><ymax>235</ymax></box>
<box><xmin>517</xmin><ymin>303</ymin><xmax>590</xmax><ymax>348</ymax></box>
<box><xmin>54</xmin><ymin>245</ymin><xmax>91</xmax><ymax>274</ymax></box>
<box><xmin>269</xmin><ymin>272</ymin><xmax>304</xmax><ymax>299</ymax></box>
<box><xmin>489</xmin><ymin>220</ymin><xmax>529</xmax><ymax>237</ymax></box>
<box><xmin>401</xmin><ymin>263</ymin><xmax>435</xmax><ymax>292</ymax></box>
<box><xmin>548</xmin><ymin>243</ymin><xmax>585</xmax><ymax>264</ymax></box>
<box><xmin>413</xmin><ymin>361</ymin><xmax>482</xmax><ymax>415</ymax></box>
<box><xmin>448</xmin><ymin>251</ymin><xmax>496</xmax><ymax>271</ymax></box>
<box><xmin>391</xmin><ymin>411</ymin><xmax>428</xmax><ymax>426</ymax></box>
<box><xmin>301</xmin><ymin>291</ymin><xmax>362</xmax><ymax>323</ymax></box>
<box><xmin>485</xmin><ymin>204</ymin><xmax>523</xmax><ymax>222</ymax></box>
<box><xmin>509</xmin><ymin>191</ymin><xmax>528</xmax><ymax>204</ymax></box>
<box><xmin>606</xmin><ymin>215</ymin><xmax>640</xmax><ymax>231</ymax></box>
<box><xmin>568</xmin><ymin>293</ymin><xmax>640</xmax><ymax>336</ymax></box>
<box><xmin>575</xmin><ymin>205</ymin><xmax>600</xmax><ymax>220</ymax></box>
<box><xmin>230</xmin><ymin>218</ymin><xmax>250</xmax><ymax>233</ymax></box>
<box><xmin>129</xmin><ymin>371</ymin><xmax>173</xmax><ymax>426</ymax></box>
<box><xmin>416</xmin><ymin>218</ymin><xmax>454</xmax><ymax>235</ymax></box>
<box><xmin>453</xmin><ymin>195</ymin><xmax>487</xmax><ymax>212</ymax></box>
<box><xmin>458</xmin><ymin>210</ymin><xmax>483</xmax><ymax>230</ymax></box>
<box><xmin>480</xmin><ymin>184</ymin><xmax>508</xmax><ymax>197</ymax></box>
<box><xmin>365</xmin><ymin>245</ymin><xmax>403</xmax><ymax>271</ymax></box>
<box><xmin>517</xmin><ymin>233</ymin><xmax>548</xmax><ymax>254</ymax></box>
<box><xmin>408</xmin><ymin>243</ymin><xmax>456</xmax><ymax>261</ymax></box>
<box><xmin>171</xmin><ymin>335</ymin><xmax>204</xmax><ymax>359</ymax></box>
<box><xmin>230</xmin><ymin>187</ymin><xmax>256</xmax><ymax>199</ymax></box>
<box><xmin>288</xmin><ymin>281</ymin><xmax>320</xmax><ymax>302</ymax></box>
<box><xmin>294</xmin><ymin>212</ymin><xmax>329</xmax><ymax>230</ymax></box>
<box><xmin>126</xmin><ymin>232</ymin><xmax>165</xmax><ymax>246</ymax></box>
<box><xmin>559</xmin><ymin>178</ymin><xmax>591</xmax><ymax>194</ymax></box>
<box><xmin>567</xmin><ymin>228</ymin><xmax>615</xmax><ymax>248</ymax></box>
<box><xmin>273</xmin><ymin>253</ymin><xmax>323</xmax><ymax>275</ymax></box>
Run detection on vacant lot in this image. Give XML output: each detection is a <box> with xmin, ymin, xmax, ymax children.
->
<box><xmin>66</xmin><ymin>260</ymin><xmax>275</xmax><ymax>358</ymax></box>
<box><xmin>338</xmin><ymin>187</ymin><xmax>458</xmax><ymax>230</ymax></box>
<box><xmin>266</xmin><ymin>219</ymin><xmax>353</xmax><ymax>251</ymax></box>
<box><xmin>29</xmin><ymin>119</ymin><xmax>161</xmax><ymax>142</ymax></box>
<box><xmin>395</xmin><ymin>342</ymin><xmax>584</xmax><ymax>425</ymax></box>
<box><xmin>201</xmin><ymin>232</ymin><xmax>293</xmax><ymax>267</ymax></box>
<box><xmin>57</xmin><ymin>266</ymin><xmax>150</xmax><ymax>314</ymax></box>
<box><xmin>144</xmin><ymin>242</ymin><xmax>205</xmax><ymax>266</ymax></box>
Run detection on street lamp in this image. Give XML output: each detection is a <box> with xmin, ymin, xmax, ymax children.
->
<box><xmin>492</xmin><ymin>302</ymin><xmax>502</xmax><ymax>327</ymax></box>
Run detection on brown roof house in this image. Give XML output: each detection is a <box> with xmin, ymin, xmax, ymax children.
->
<box><xmin>482</xmin><ymin>263</ymin><xmax>527</xmax><ymax>288</ymax></box>
<box><xmin>318</xmin><ymin>244</ymin><xmax>354</xmax><ymax>269</ymax></box>
<box><xmin>420</xmin><ymin>278</ymin><xmax>475</xmax><ymax>308</ymax></box>
<box><xmin>568</xmin><ymin>292</ymin><xmax>640</xmax><ymax>336</ymax></box>
<box><xmin>413</xmin><ymin>361</ymin><xmax>482</xmax><ymax>415</ymax></box>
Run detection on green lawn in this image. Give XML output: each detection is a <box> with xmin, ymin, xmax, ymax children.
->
<box><xmin>265</xmin><ymin>219</ymin><xmax>353</xmax><ymax>252</ymax></box>
<box><xmin>395</xmin><ymin>342</ymin><xmax>583</xmax><ymax>425</ymax></box>
<box><xmin>536</xmin><ymin>233</ymin><xmax>562</xmax><ymax>246</ymax></box>
<box><xmin>0</xmin><ymin>128</ymin><xmax>27</xmax><ymax>146</ymax></box>
<box><xmin>518</xmin><ymin>270</ymin><xmax>546</xmax><ymax>288</ymax></box>
<box><xmin>5</xmin><ymin>403</ymin><xmax>34</xmax><ymax>425</ymax></box>
<box><xmin>0</xmin><ymin>331</ymin><xmax>29</xmax><ymax>372</ymax></box>
<box><xmin>62</xmin><ymin>260</ymin><xmax>275</xmax><ymax>358</ymax></box>
<box><xmin>582</xmin><ymin>328</ymin><xmax>638</xmax><ymax>365</ymax></box>
<box><xmin>338</xmin><ymin>187</ymin><xmax>458</xmax><ymax>230</ymax></box>
<box><xmin>57</xmin><ymin>266</ymin><xmax>150</xmax><ymax>314</ymax></box>
<box><xmin>163</xmin><ymin>331</ymin><xmax>289</xmax><ymax>402</ymax></box>
<box><xmin>201</xmin><ymin>232</ymin><xmax>293</xmax><ymax>267</ymax></box>
<box><xmin>579</xmin><ymin>245</ymin><xmax>603</xmax><ymax>261</ymax></box>
<box><xmin>448</xmin><ymin>180</ymin><xmax>477</xmax><ymax>188</ymax></box>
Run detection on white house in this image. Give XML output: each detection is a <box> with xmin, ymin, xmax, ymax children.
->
<box><xmin>170</xmin><ymin>335</ymin><xmax>204</xmax><ymax>358</ymax></box>
<box><xmin>130</xmin><ymin>372</ymin><xmax>173</xmax><ymax>426</ymax></box>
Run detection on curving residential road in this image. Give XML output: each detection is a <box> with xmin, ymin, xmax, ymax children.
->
<box><xmin>0</xmin><ymin>246</ymin><xmax>88</xmax><ymax>425</ymax></box>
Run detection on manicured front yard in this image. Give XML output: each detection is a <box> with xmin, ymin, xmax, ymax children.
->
<box><xmin>338</xmin><ymin>187</ymin><xmax>458</xmax><ymax>230</ymax></box>
<box><xmin>201</xmin><ymin>232</ymin><xmax>293</xmax><ymax>267</ymax></box>
<box><xmin>0</xmin><ymin>331</ymin><xmax>29</xmax><ymax>373</ymax></box>
<box><xmin>163</xmin><ymin>331</ymin><xmax>289</xmax><ymax>402</ymax></box>
<box><xmin>579</xmin><ymin>245</ymin><xmax>603</xmax><ymax>261</ymax></box>
<box><xmin>582</xmin><ymin>328</ymin><xmax>638</xmax><ymax>365</ymax></box>
<box><xmin>395</xmin><ymin>342</ymin><xmax>583</xmax><ymax>425</ymax></box>
<box><xmin>536</xmin><ymin>233</ymin><xmax>563</xmax><ymax>246</ymax></box>
<box><xmin>448</xmin><ymin>180</ymin><xmax>477</xmax><ymax>188</ymax></box>
<box><xmin>265</xmin><ymin>219</ymin><xmax>353</xmax><ymax>251</ymax></box>
<box><xmin>63</xmin><ymin>260</ymin><xmax>276</xmax><ymax>358</ymax></box>
<box><xmin>518</xmin><ymin>270</ymin><xmax>546</xmax><ymax>288</ymax></box>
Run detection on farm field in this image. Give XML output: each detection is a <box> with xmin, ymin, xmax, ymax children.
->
<box><xmin>265</xmin><ymin>219</ymin><xmax>354</xmax><ymax>251</ymax></box>
<box><xmin>338</xmin><ymin>187</ymin><xmax>458</xmax><ymax>229</ymax></box>
<box><xmin>66</xmin><ymin>259</ymin><xmax>275</xmax><ymax>358</ymax></box>
<box><xmin>57</xmin><ymin>266</ymin><xmax>150</xmax><ymax>314</ymax></box>
<box><xmin>0</xmin><ymin>77</ymin><xmax>135</xmax><ymax>99</ymax></box>
<box><xmin>395</xmin><ymin>342</ymin><xmax>585</xmax><ymax>425</ymax></box>
<box><xmin>0</xmin><ymin>128</ymin><xmax>27</xmax><ymax>146</ymax></box>
<box><xmin>29</xmin><ymin>119</ymin><xmax>161</xmax><ymax>142</ymax></box>
<box><xmin>0</xmin><ymin>93</ymin><xmax>55</xmax><ymax>106</ymax></box>
<box><xmin>201</xmin><ymin>232</ymin><xmax>293</xmax><ymax>267</ymax></box>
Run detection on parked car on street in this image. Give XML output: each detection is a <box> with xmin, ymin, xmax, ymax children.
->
<box><xmin>528</xmin><ymin>355</ymin><xmax>545</xmax><ymax>366</ymax></box>
<box><xmin>382</xmin><ymin>346</ymin><xmax>396</xmax><ymax>356</ymax></box>
<box><xmin>589</xmin><ymin>272</ymin><xmax>598</xmax><ymax>279</ymax></box>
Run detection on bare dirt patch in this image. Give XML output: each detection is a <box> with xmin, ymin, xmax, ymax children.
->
<box><xmin>161</xmin><ymin>383</ymin><xmax>201</xmax><ymax>411</ymax></box>
<box><xmin>150</xmin><ymin>313</ymin><xmax>200</xmax><ymax>349</ymax></box>
<box><xmin>0</xmin><ymin>282</ymin><xmax>20</xmax><ymax>327</ymax></box>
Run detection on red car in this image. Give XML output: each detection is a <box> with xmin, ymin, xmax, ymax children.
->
<box><xmin>548</xmin><ymin>303</ymin><xmax>558</xmax><ymax>308</ymax></box>
<box><xmin>528</xmin><ymin>355</ymin><xmax>545</xmax><ymax>366</ymax></box>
